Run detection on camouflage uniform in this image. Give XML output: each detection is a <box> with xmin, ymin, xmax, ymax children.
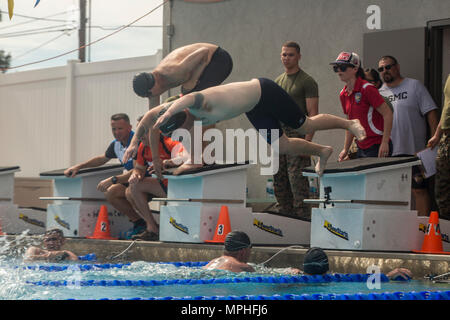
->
<box><xmin>273</xmin><ymin>69</ymin><xmax>318</xmax><ymax>219</ymax></box>
<box><xmin>435</xmin><ymin>133</ymin><xmax>450</xmax><ymax>220</ymax></box>
<box><xmin>273</xmin><ymin>124</ymin><xmax>312</xmax><ymax>218</ymax></box>
<box><xmin>435</xmin><ymin>75</ymin><xmax>450</xmax><ymax>220</ymax></box>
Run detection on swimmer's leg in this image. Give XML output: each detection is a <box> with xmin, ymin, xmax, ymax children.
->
<box><xmin>278</xmin><ymin>134</ymin><xmax>333</xmax><ymax>176</ymax></box>
<box><xmin>298</xmin><ymin>115</ymin><xmax>366</xmax><ymax>141</ymax></box>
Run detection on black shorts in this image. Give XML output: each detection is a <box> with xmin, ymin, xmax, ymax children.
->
<box><xmin>183</xmin><ymin>47</ymin><xmax>233</xmax><ymax>94</ymax></box>
<box><xmin>245</xmin><ymin>78</ymin><xmax>306</xmax><ymax>144</ymax></box>
<box><xmin>394</xmin><ymin>154</ymin><xmax>428</xmax><ymax>189</ymax></box>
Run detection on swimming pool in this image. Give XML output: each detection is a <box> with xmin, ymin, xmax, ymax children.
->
<box><xmin>1</xmin><ymin>259</ymin><xmax>449</xmax><ymax>300</ymax></box>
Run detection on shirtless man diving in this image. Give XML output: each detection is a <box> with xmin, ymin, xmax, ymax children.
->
<box><xmin>123</xmin><ymin>78</ymin><xmax>366</xmax><ymax>178</ymax></box>
<box><xmin>132</xmin><ymin>43</ymin><xmax>233</xmax><ymax>108</ymax></box>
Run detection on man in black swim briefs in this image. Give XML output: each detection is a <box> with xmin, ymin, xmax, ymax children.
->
<box><xmin>123</xmin><ymin>78</ymin><xmax>367</xmax><ymax>178</ymax></box>
<box><xmin>132</xmin><ymin>43</ymin><xmax>233</xmax><ymax>108</ymax></box>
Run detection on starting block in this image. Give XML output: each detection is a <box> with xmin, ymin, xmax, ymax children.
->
<box><xmin>303</xmin><ymin>157</ymin><xmax>422</xmax><ymax>252</ymax></box>
<box><xmin>156</xmin><ymin>163</ymin><xmax>310</xmax><ymax>245</ymax></box>
<box><xmin>40</xmin><ymin>165</ymin><xmax>133</xmax><ymax>238</ymax></box>
<box><xmin>0</xmin><ymin>166</ymin><xmax>46</xmax><ymax>234</ymax></box>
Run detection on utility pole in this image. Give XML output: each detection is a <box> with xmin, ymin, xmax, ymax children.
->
<box><xmin>78</xmin><ymin>0</ymin><xmax>87</xmax><ymax>62</ymax></box>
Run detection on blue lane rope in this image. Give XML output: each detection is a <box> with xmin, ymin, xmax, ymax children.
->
<box><xmin>27</xmin><ymin>273</ymin><xmax>389</xmax><ymax>287</ymax></box>
<box><xmin>91</xmin><ymin>290</ymin><xmax>450</xmax><ymax>300</ymax></box>
<box><xmin>19</xmin><ymin>260</ymin><xmax>209</xmax><ymax>272</ymax></box>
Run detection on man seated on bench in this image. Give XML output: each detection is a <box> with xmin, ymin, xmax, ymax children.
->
<box><xmin>125</xmin><ymin>124</ymin><xmax>188</xmax><ymax>241</ymax></box>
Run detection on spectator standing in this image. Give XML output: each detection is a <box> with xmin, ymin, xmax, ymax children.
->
<box><xmin>427</xmin><ymin>74</ymin><xmax>450</xmax><ymax>220</ymax></box>
<box><xmin>272</xmin><ymin>41</ymin><xmax>319</xmax><ymax>220</ymax></box>
<box><xmin>378</xmin><ymin>56</ymin><xmax>439</xmax><ymax>216</ymax></box>
<box><xmin>331</xmin><ymin>52</ymin><xmax>393</xmax><ymax>161</ymax></box>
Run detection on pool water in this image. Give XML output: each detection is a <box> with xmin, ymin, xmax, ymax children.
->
<box><xmin>1</xmin><ymin>259</ymin><xmax>449</xmax><ymax>300</ymax></box>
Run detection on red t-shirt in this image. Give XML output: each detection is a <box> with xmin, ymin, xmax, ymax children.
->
<box><xmin>340</xmin><ymin>77</ymin><xmax>386</xmax><ymax>149</ymax></box>
<box><xmin>136</xmin><ymin>136</ymin><xmax>184</xmax><ymax>187</ymax></box>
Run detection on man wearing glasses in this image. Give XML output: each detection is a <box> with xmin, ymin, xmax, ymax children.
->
<box><xmin>378</xmin><ymin>56</ymin><xmax>439</xmax><ymax>216</ymax></box>
<box><xmin>24</xmin><ymin>229</ymin><xmax>78</xmax><ymax>262</ymax></box>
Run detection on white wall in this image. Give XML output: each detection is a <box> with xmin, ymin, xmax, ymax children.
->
<box><xmin>0</xmin><ymin>51</ymin><xmax>162</xmax><ymax>177</ymax></box>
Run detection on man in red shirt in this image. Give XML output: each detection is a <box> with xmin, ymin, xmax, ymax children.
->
<box><xmin>332</xmin><ymin>52</ymin><xmax>393</xmax><ymax>161</ymax></box>
<box><xmin>126</xmin><ymin>130</ymin><xmax>187</xmax><ymax>241</ymax></box>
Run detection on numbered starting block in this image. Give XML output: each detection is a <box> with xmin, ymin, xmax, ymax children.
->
<box><xmin>156</xmin><ymin>163</ymin><xmax>310</xmax><ymax>245</ymax></box>
<box><xmin>303</xmin><ymin>157</ymin><xmax>423</xmax><ymax>252</ymax></box>
<box><xmin>0</xmin><ymin>166</ymin><xmax>47</xmax><ymax>234</ymax></box>
<box><xmin>39</xmin><ymin>165</ymin><xmax>134</xmax><ymax>238</ymax></box>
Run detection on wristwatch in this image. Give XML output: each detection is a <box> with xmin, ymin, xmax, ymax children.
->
<box><xmin>111</xmin><ymin>176</ymin><xmax>118</xmax><ymax>184</ymax></box>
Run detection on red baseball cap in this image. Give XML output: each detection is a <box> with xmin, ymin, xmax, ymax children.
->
<box><xmin>330</xmin><ymin>52</ymin><xmax>361</xmax><ymax>68</ymax></box>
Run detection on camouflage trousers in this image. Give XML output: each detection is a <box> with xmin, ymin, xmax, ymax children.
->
<box><xmin>435</xmin><ymin>132</ymin><xmax>450</xmax><ymax>220</ymax></box>
<box><xmin>273</xmin><ymin>127</ymin><xmax>311</xmax><ymax>219</ymax></box>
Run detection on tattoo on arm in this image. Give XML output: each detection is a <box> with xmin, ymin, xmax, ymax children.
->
<box><xmin>191</xmin><ymin>92</ymin><xmax>204</xmax><ymax>110</ymax></box>
<box><xmin>135</xmin><ymin>124</ymin><xmax>148</xmax><ymax>141</ymax></box>
<box><xmin>151</xmin><ymin>103</ymin><xmax>172</xmax><ymax>123</ymax></box>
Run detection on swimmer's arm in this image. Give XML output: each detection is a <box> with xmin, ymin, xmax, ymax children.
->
<box><xmin>24</xmin><ymin>247</ymin><xmax>45</xmax><ymax>261</ymax></box>
<box><xmin>123</xmin><ymin>105</ymin><xmax>168</xmax><ymax>164</ymax></box>
<box><xmin>149</xmin><ymin>126</ymin><xmax>164</xmax><ymax>179</ymax></box>
<box><xmin>177</xmin><ymin>47</ymin><xmax>210</xmax><ymax>77</ymax></box>
<box><xmin>154</xmin><ymin>93</ymin><xmax>203</xmax><ymax>129</ymax></box>
<box><xmin>63</xmin><ymin>250</ymin><xmax>79</xmax><ymax>261</ymax></box>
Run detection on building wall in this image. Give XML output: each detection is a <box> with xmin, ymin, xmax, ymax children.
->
<box><xmin>166</xmin><ymin>0</ymin><xmax>450</xmax><ymax>198</ymax></box>
<box><xmin>0</xmin><ymin>52</ymin><xmax>162</xmax><ymax>177</ymax></box>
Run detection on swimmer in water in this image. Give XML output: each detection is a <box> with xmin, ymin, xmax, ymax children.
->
<box><xmin>203</xmin><ymin>231</ymin><xmax>255</xmax><ymax>273</ymax></box>
<box><xmin>24</xmin><ymin>229</ymin><xmax>78</xmax><ymax>262</ymax></box>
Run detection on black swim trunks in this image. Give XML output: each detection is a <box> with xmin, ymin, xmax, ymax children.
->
<box><xmin>182</xmin><ymin>47</ymin><xmax>233</xmax><ymax>94</ymax></box>
<box><xmin>245</xmin><ymin>78</ymin><xmax>306</xmax><ymax>144</ymax></box>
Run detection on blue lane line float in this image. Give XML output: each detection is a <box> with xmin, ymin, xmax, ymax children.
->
<box><xmin>18</xmin><ymin>260</ymin><xmax>208</xmax><ymax>272</ymax></box>
<box><xmin>21</xmin><ymin>263</ymin><xmax>131</xmax><ymax>272</ymax></box>
<box><xmin>27</xmin><ymin>273</ymin><xmax>389</xmax><ymax>287</ymax></box>
<box><xmin>92</xmin><ymin>290</ymin><xmax>450</xmax><ymax>301</ymax></box>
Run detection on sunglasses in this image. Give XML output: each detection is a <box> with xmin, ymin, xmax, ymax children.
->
<box><xmin>378</xmin><ymin>63</ymin><xmax>396</xmax><ymax>72</ymax></box>
<box><xmin>44</xmin><ymin>237</ymin><xmax>60</xmax><ymax>242</ymax></box>
<box><xmin>333</xmin><ymin>64</ymin><xmax>354</xmax><ymax>73</ymax></box>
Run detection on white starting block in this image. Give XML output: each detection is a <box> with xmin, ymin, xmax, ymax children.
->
<box><xmin>0</xmin><ymin>166</ymin><xmax>47</xmax><ymax>234</ymax></box>
<box><xmin>40</xmin><ymin>165</ymin><xmax>133</xmax><ymax>238</ymax></box>
<box><xmin>157</xmin><ymin>163</ymin><xmax>310</xmax><ymax>245</ymax></box>
<box><xmin>303</xmin><ymin>157</ymin><xmax>422</xmax><ymax>252</ymax></box>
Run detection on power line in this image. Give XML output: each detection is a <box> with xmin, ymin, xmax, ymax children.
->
<box><xmin>0</xmin><ymin>9</ymin><xmax>77</xmax><ymax>23</ymax></box>
<box><xmin>0</xmin><ymin>9</ymin><xmax>77</xmax><ymax>31</ymax></box>
<box><xmin>13</xmin><ymin>30</ymin><xmax>75</xmax><ymax>61</ymax></box>
<box><xmin>0</xmin><ymin>24</ymin><xmax>74</xmax><ymax>38</ymax></box>
<box><xmin>7</xmin><ymin>0</ymin><xmax>169</xmax><ymax>70</ymax></box>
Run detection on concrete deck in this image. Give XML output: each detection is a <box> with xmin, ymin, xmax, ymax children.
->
<box><xmin>59</xmin><ymin>238</ymin><xmax>450</xmax><ymax>279</ymax></box>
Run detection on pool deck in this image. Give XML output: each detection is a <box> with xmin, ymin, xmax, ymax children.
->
<box><xmin>58</xmin><ymin>238</ymin><xmax>450</xmax><ymax>279</ymax></box>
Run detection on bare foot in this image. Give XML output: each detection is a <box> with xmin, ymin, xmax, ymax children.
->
<box><xmin>348</xmin><ymin>119</ymin><xmax>366</xmax><ymax>141</ymax></box>
<box><xmin>172</xmin><ymin>163</ymin><xmax>204</xmax><ymax>175</ymax></box>
<box><xmin>315</xmin><ymin>146</ymin><xmax>333</xmax><ymax>176</ymax></box>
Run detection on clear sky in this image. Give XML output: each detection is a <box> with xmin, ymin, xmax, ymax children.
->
<box><xmin>0</xmin><ymin>0</ymin><xmax>164</xmax><ymax>72</ymax></box>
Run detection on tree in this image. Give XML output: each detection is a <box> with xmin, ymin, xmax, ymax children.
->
<box><xmin>0</xmin><ymin>50</ymin><xmax>11</xmax><ymax>73</ymax></box>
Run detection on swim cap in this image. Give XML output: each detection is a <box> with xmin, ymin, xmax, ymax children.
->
<box><xmin>303</xmin><ymin>247</ymin><xmax>329</xmax><ymax>275</ymax></box>
<box><xmin>133</xmin><ymin>72</ymin><xmax>155</xmax><ymax>97</ymax></box>
<box><xmin>159</xmin><ymin>111</ymin><xmax>187</xmax><ymax>135</ymax></box>
<box><xmin>224</xmin><ymin>231</ymin><xmax>252</xmax><ymax>252</ymax></box>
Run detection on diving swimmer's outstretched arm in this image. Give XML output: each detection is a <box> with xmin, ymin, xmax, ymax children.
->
<box><xmin>122</xmin><ymin>104</ymin><xmax>166</xmax><ymax>164</ymax></box>
<box><xmin>153</xmin><ymin>93</ymin><xmax>203</xmax><ymax>129</ymax></box>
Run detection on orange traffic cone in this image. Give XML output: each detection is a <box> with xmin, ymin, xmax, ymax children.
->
<box><xmin>0</xmin><ymin>219</ymin><xmax>5</xmax><ymax>236</ymax></box>
<box><xmin>413</xmin><ymin>211</ymin><xmax>450</xmax><ymax>254</ymax></box>
<box><xmin>205</xmin><ymin>205</ymin><xmax>232</xmax><ymax>243</ymax></box>
<box><xmin>87</xmin><ymin>205</ymin><xmax>117</xmax><ymax>240</ymax></box>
